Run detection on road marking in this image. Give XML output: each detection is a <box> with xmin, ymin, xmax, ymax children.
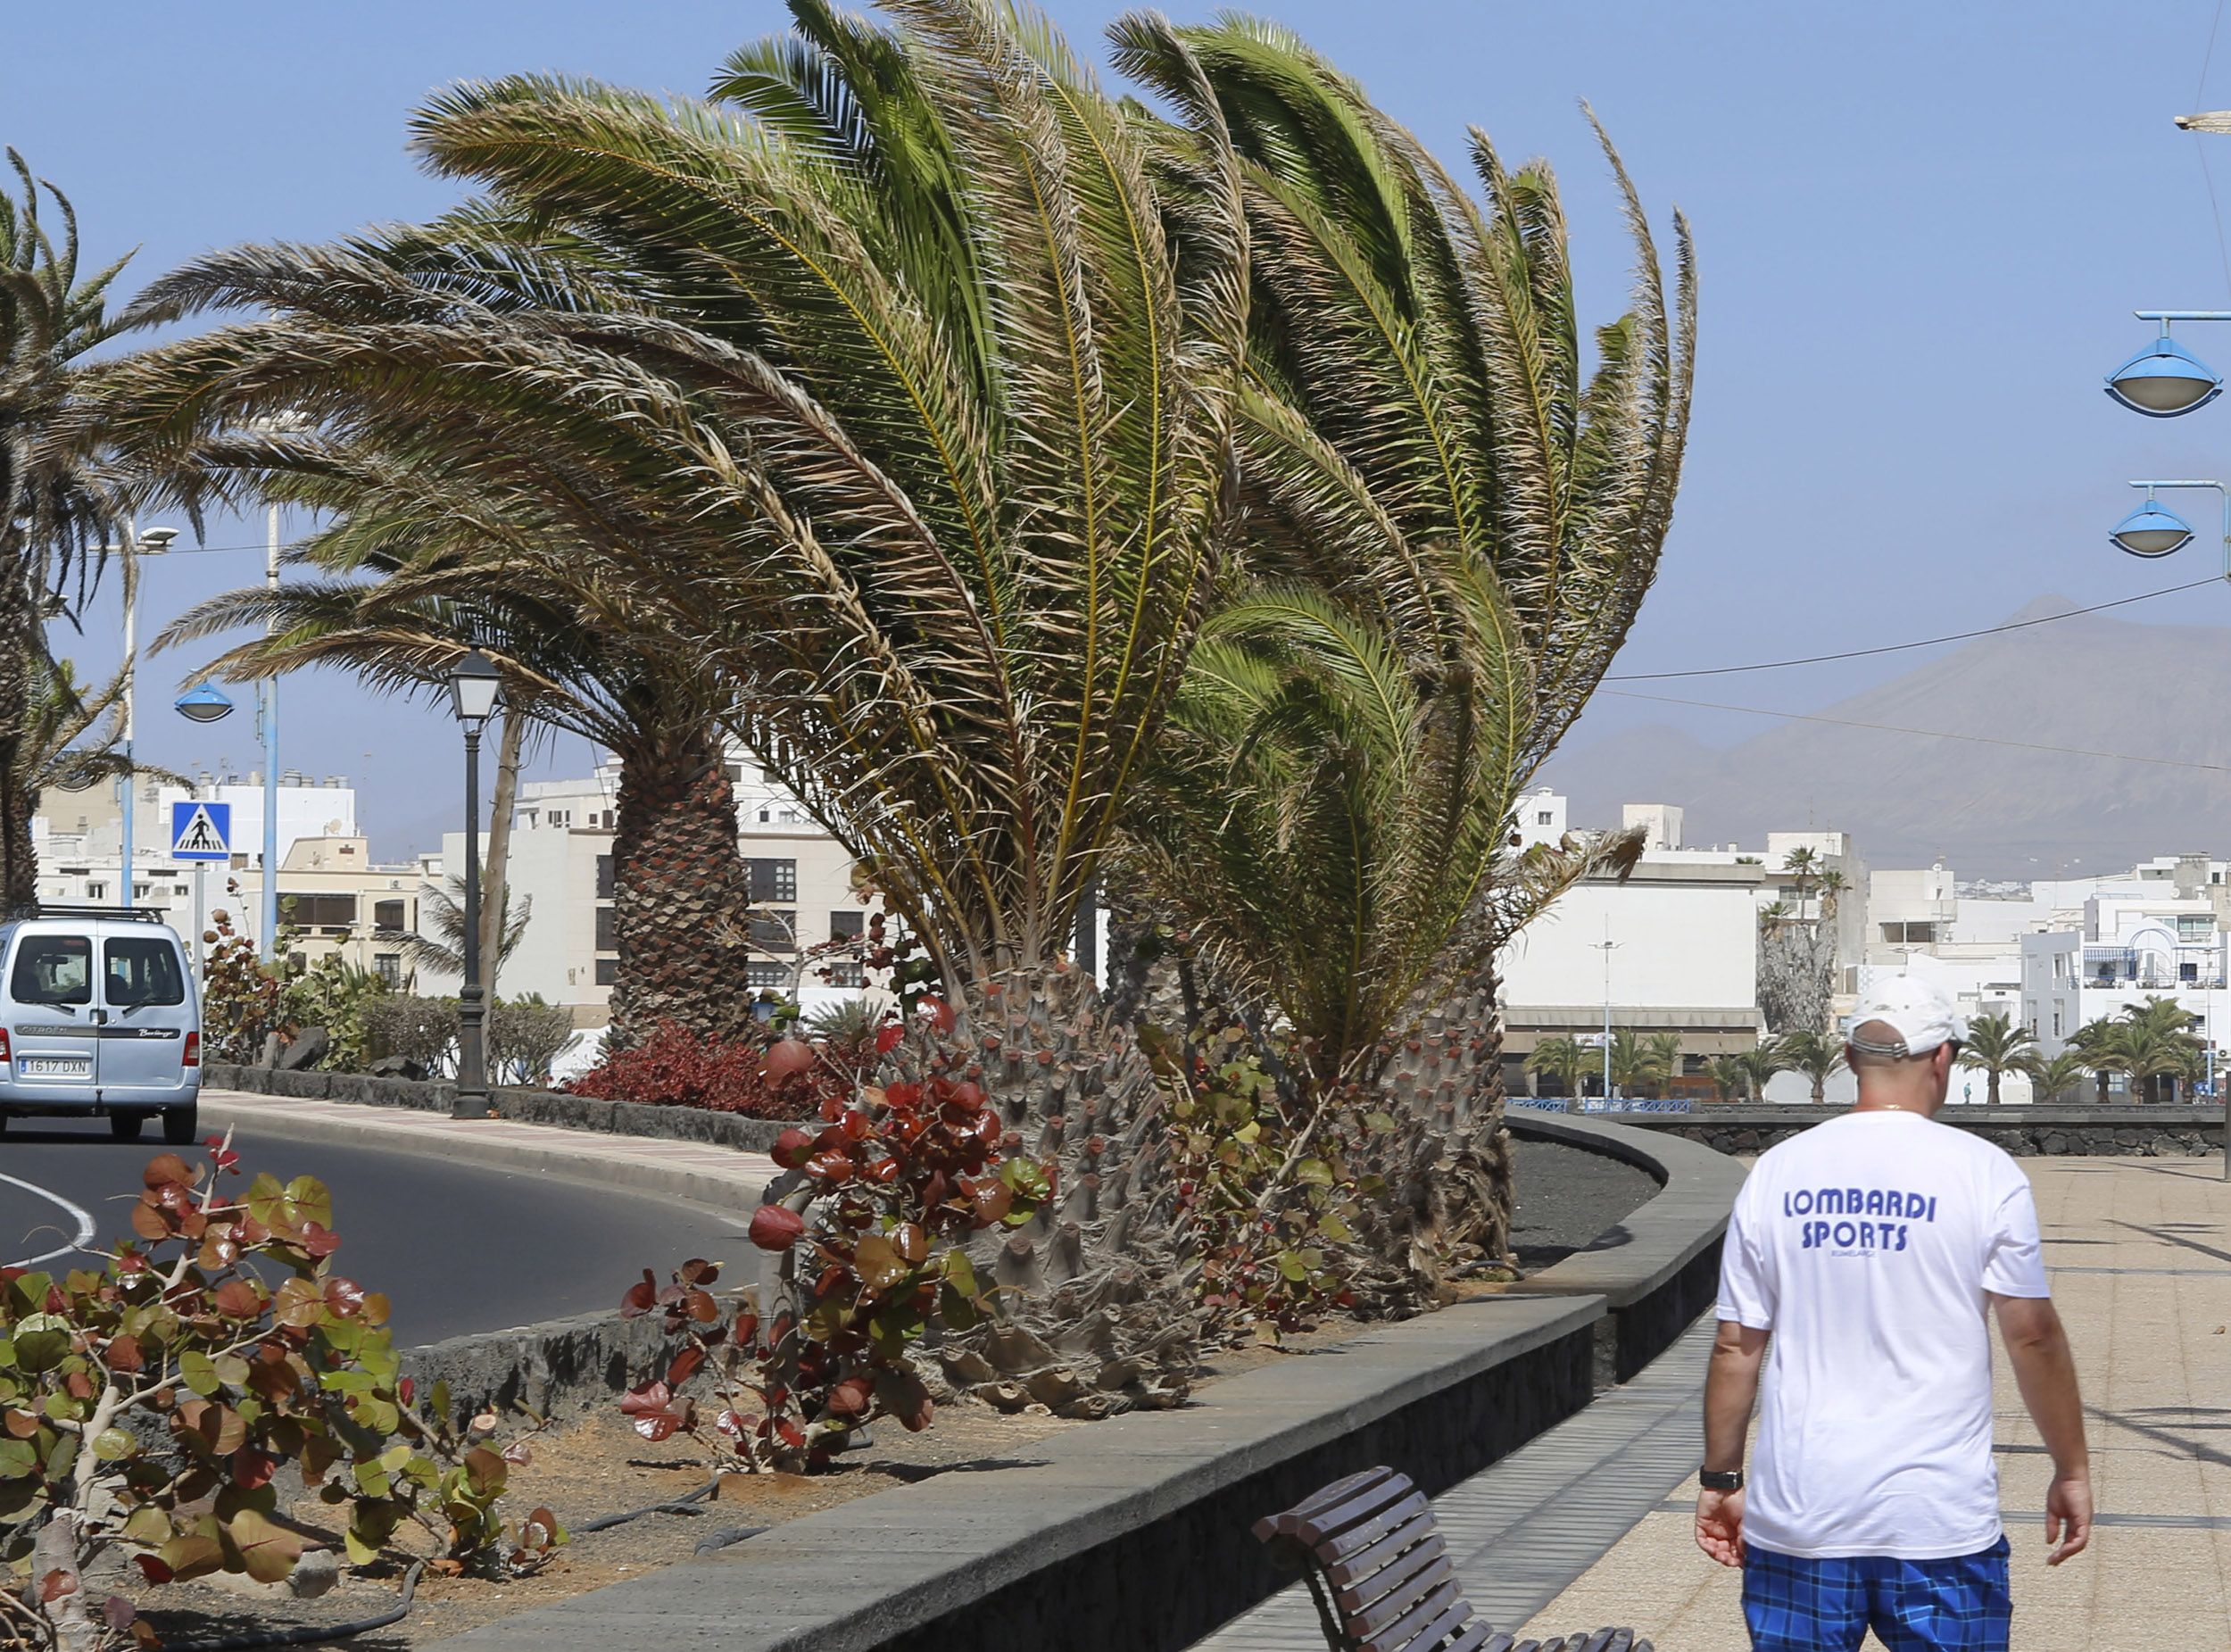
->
<box><xmin>0</xmin><ymin>1171</ymin><xmax>98</xmax><ymax>1268</ymax></box>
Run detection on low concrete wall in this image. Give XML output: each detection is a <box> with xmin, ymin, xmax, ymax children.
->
<box><xmin>1602</xmin><ymin>1102</ymin><xmax>2227</xmax><ymax>1159</ymax></box>
<box><xmin>203</xmin><ymin>1061</ymin><xmax>792</xmax><ymax>1152</ymax></box>
<box><xmin>1502</xmin><ymin>1111</ymin><xmax>1747</xmax><ymax>1382</ymax></box>
<box><xmin>435</xmin><ymin>1297</ymin><xmax>1601</xmax><ymax>1652</ymax></box>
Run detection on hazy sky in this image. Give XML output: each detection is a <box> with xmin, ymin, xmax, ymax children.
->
<box><xmin>9</xmin><ymin>1</ymin><xmax>2231</xmax><ymax>855</ymax></box>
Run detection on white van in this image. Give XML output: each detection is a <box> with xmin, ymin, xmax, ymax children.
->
<box><xmin>0</xmin><ymin>907</ymin><xmax>202</xmax><ymax>1142</ymax></box>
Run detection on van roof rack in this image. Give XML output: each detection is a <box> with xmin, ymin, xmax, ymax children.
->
<box><xmin>4</xmin><ymin>904</ymin><xmax>168</xmax><ymax>924</ymax></box>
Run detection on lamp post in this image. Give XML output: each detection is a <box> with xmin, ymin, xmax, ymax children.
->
<box><xmin>2110</xmin><ymin>479</ymin><xmax>2231</xmax><ymax>575</ymax></box>
<box><xmin>2103</xmin><ymin>313</ymin><xmax>2231</xmax><ymax>416</ymax></box>
<box><xmin>1590</xmin><ymin>923</ymin><xmax>1621</xmax><ymax>1114</ymax></box>
<box><xmin>174</xmin><ymin>685</ymin><xmax>235</xmax><ymax>972</ymax></box>
<box><xmin>104</xmin><ymin>524</ymin><xmax>178</xmax><ymax>909</ymax></box>
<box><xmin>446</xmin><ymin>650</ymin><xmax>502</xmax><ymax>1120</ymax></box>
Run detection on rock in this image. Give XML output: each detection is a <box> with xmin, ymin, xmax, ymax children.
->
<box><xmin>258</xmin><ymin>1033</ymin><xmax>285</xmax><ymax>1070</ymax></box>
<box><xmin>369</xmin><ymin>1054</ymin><xmax>426</xmax><ymax>1081</ymax></box>
<box><xmin>276</xmin><ymin>1028</ymin><xmax>330</xmax><ymax>1072</ymax></box>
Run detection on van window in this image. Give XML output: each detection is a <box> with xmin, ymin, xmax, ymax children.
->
<box><xmin>12</xmin><ymin>935</ymin><xmax>93</xmax><ymax>1005</ymax></box>
<box><xmin>105</xmin><ymin>938</ymin><xmax>186</xmax><ymax>1007</ymax></box>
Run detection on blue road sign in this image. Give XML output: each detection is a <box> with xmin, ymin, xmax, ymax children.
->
<box><xmin>170</xmin><ymin>801</ymin><xmax>232</xmax><ymax>861</ymax></box>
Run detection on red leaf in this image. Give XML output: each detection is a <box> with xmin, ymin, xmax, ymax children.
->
<box><xmin>631</xmin><ymin>1409</ymin><xmax>682</xmax><ymax>1443</ymax></box>
<box><xmin>875</xmin><ymin>1024</ymin><xmax>905</xmax><ymax>1056</ymax></box>
<box><xmin>232</xmin><ymin>1448</ymin><xmax>276</xmax><ymax>1490</ymax></box>
<box><xmin>399</xmin><ymin>1377</ymin><xmax>416</xmax><ymax>1406</ymax></box>
<box><xmin>619</xmin><ymin>1380</ymin><xmax>671</xmax><ymax>1416</ymax></box>
<box><xmin>668</xmin><ymin>1346</ymin><xmax>707</xmax><ymax>1388</ymax></box>
<box><xmin>38</xmin><ymin>1569</ymin><xmax>77</xmax><ymax>1604</ymax></box>
<box><xmin>772</xmin><ymin>1128</ymin><xmax>816</xmax><ymax>1170</ymax></box>
<box><xmin>828</xmin><ymin>1376</ymin><xmax>873</xmax><ymax>1417</ymax></box>
<box><xmin>917</xmin><ymin>996</ymin><xmax>957</xmax><ymax>1034</ymax></box>
<box><xmin>134</xmin><ymin>1556</ymin><xmax>175</xmax><ymax>1586</ymax></box>
<box><xmin>620</xmin><ymin>1270</ymin><xmax>659</xmax><ymax>1318</ymax></box>
<box><xmin>747</xmin><ymin>1205</ymin><xmax>806</xmax><ymax>1252</ymax></box>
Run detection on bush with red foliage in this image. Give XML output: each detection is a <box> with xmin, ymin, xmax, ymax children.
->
<box><xmin>565</xmin><ymin>1021</ymin><xmax>856</xmax><ymax>1117</ymax></box>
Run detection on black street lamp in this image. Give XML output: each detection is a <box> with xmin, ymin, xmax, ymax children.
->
<box><xmin>446</xmin><ymin>650</ymin><xmax>502</xmax><ymax>1120</ymax></box>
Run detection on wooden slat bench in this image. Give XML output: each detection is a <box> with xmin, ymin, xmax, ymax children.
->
<box><xmin>1251</xmin><ymin>1466</ymin><xmax>1653</xmax><ymax>1652</ymax></box>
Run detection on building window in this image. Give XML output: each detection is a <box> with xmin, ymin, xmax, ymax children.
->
<box><xmin>2179</xmin><ymin>914</ymin><xmax>2213</xmax><ymax>941</ymax></box>
<box><xmin>1879</xmin><ymin>922</ymin><xmax>1937</xmax><ymax>944</ymax></box>
<box><xmin>373</xmin><ymin>899</ymin><xmax>406</xmax><ymax>932</ymax></box>
<box><xmin>828</xmin><ymin>909</ymin><xmax>866</xmax><ymax>943</ymax></box>
<box><xmin>1536</xmin><ymin>811</ymin><xmax>1554</xmax><ymax>826</ymax></box>
<box><xmin>281</xmin><ymin>893</ymin><xmax>358</xmax><ymax>927</ymax></box>
<box><xmin>2052</xmin><ymin>1009</ymin><xmax>2064</xmax><ymax>1038</ymax></box>
<box><xmin>86</xmin><ymin>882</ymin><xmax>106</xmax><ymax>901</ymax></box>
<box><xmin>374</xmin><ymin>953</ymin><xmax>402</xmax><ymax>987</ymax></box>
<box><xmin>749</xmin><ymin>910</ymin><xmax>798</xmax><ymax>953</ymax></box>
<box><xmin>595</xmin><ymin>906</ymin><xmax>617</xmax><ymax>952</ymax></box>
<box><xmin>757</xmin><ymin>809</ymin><xmax>770</xmax><ymax>824</ymax></box>
<box><xmin>595</xmin><ymin>855</ymin><xmax>615</xmax><ymax>900</ymax></box>
<box><xmin>2183</xmin><ymin>961</ymin><xmax>2201</xmax><ymax>983</ymax></box>
<box><xmin>746</xmin><ymin>859</ymin><xmax>797</xmax><ymax>902</ymax></box>
<box><xmin>825</xmin><ymin>962</ymin><xmax>867</xmax><ymax>988</ymax></box>
<box><xmin>594</xmin><ymin>957</ymin><xmax>618</xmax><ymax>986</ymax></box>
<box><xmin>746</xmin><ymin>962</ymin><xmax>789</xmax><ymax>989</ymax></box>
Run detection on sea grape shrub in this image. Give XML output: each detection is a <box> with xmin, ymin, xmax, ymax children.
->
<box><xmin>1149</xmin><ymin>1026</ymin><xmax>1365</xmax><ymax>1341</ymax></box>
<box><xmin>0</xmin><ymin>1145</ymin><xmax>554</xmax><ymax>1644</ymax></box>
<box><xmin>196</xmin><ymin>908</ymin><xmax>286</xmax><ymax>1065</ymax></box>
<box><xmin>620</xmin><ymin>1067</ymin><xmax>1051</xmax><ymax>1473</ymax></box>
<box><xmin>568</xmin><ymin>1020</ymin><xmax>851</xmax><ymax>1117</ymax></box>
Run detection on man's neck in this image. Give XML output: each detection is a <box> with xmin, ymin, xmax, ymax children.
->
<box><xmin>1853</xmin><ymin>1092</ymin><xmax>1941</xmax><ymax>1117</ymax></box>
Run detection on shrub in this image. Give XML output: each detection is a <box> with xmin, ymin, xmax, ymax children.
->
<box><xmin>197</xmin><ymin>909</ymin><xmax>286</xmax><ymax>1066</ymax></box>
<box><xmin>0</xmin><ymin>1142</ymin><xmax>556</xmax><ymax>1648</ymax></box>
<box><xmin>488</xmin><ymin>997</ymin><xmax>575</xmax><ymax>1087</ymax></box>
<box><xmin>279</xmin><ymin>955</ymin><xmax>392</xmax><ymax>1070</ymax></box>
<box><xmin>361</xmin><ymin>996</ymin><xmax>460</xmax><ymax>1075</ymax></box>
<box><xmin>567</xmin><ymin>1020</ymin><xmax>854</xmax><ymax>1118</ymax></box>
<box><xmin>619</xmin><ymin>1043</ymin><xmax>1049</xmax><ymax>1473</ymax></box>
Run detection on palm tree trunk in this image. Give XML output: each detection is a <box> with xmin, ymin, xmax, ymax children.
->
<box><xmin>605</xmin><ymin>719</ymin><xmax>756</xmax><ymax>1049</ymax></box>
<box><xmin>1987</xmin><ymin>1067</ymin><xmax>2001</xmax><ymax>1106</ymax></box>
<box><xmin>0</xmin><ymin>555</ymin><xmax>38</xmax><ymax>912</ymax></box>
<box><xmin>478</xmin><ymin>709</ymin><xmax>524</xmax><ymax>1000</ymax></box>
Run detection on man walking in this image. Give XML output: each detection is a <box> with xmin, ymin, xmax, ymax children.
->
<box><xmin>1695</xmin><ymin>977</ymin><xmax>2092</xmax><ymax>1650</ymax></box>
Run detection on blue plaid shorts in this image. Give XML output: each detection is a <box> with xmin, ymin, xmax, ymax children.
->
<box><xmin>1741</xmin><ymin>1536</ymin><xmax>2012</xmax><ymax>1651</ymax></box>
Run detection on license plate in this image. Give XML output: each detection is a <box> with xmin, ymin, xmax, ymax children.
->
<box><xmin>20</xmin><ymin>1058</ymin><xmax>90</xmax><ymax>1078</ymax></box>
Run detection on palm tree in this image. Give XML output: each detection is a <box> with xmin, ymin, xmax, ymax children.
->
<box><xmin>1734</xmin><ymin>1037</ymin><xmax>1794</xmax><ymax>1102</ymax></box>
<box><xmin>100</xmin><ymin>3</ymin><xmax>1249</xmax><ymax>1377</ymax></box>
<box><xmin>1956</xmin><ymin>1012</ymin><xmax>2035</xmax><ymax>1107</ymax></box>
<box><xmin>1117</xmin><ymin>15</ymin><xmax>1693</xmax><ymax>1255</ymax></box>
<box><xmin>396</xmin><ymin>876</ymin><xmax>533</xmax><ymax>983</ymax></box>
<box><xmin>1644</xmin><ymin>1032</ymin><xmax>1686</xmax><ymax>1098</ymax></box>
<box><xmin>1606</xmin><ymin>1029</ymin><xmax>1679</xmax><ymax>1099</ymax></box>
<box><xmin>2071</xmin><ymin>1000</ymin><xmax>2202</xmax><ymax>1103</ymax></box>
<box><xmin>0</xmin><ymin>153</ymin><xmax>148</xmax><ymax>908</ymax></box>
<box><xmin>1524</xmin><ymin>1035</ymin><xmax>1588</xmax><ymax>1100</ymax></box>
<box><xmin>2016</xmin><ymin>1049</ymin><xmax>2092</xmax><ymax>1106</ymax></box>
<box><xmin>1704</xmin><ymin>1055</ymin><xmax>1747</xmax><ymax>1104</ymax></box>
<box><xmin>1779</xmin><ymin>1029</ymin><xmax>1845</xmax><ymax>1105</ymax></box>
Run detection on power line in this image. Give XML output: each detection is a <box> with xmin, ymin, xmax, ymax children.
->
<box><xmin>1603</xmin><ymin>577</ymin><xmax>2219</xmax><ymax>682</ymax></box>
<box><xmin>1599</xmin><ymin>688</ymin><xmax>2231</xmax><ymax>776</ymax></box>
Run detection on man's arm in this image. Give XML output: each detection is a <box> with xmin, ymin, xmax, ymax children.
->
<box><xmin>1991</xmin><ymin>1292</ymin><xmax>2092</xmax><ymax>1565</ymax></box>
<box><xmin>1696</xmin><ymin>1319</ymin><xmax>1768</xmax><ymax>1567</ymax></box>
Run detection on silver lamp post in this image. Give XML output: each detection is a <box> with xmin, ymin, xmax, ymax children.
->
<box><xmin>104</xmin><ymin>523</ymin><xmax>178</xmax><ymax>909</ymax></box>
<box><xmin>174</xmin><ymin>684</ymin><xmax>236</xmax><ymax>973</ymax></box>
<box><xmin>445</xmin><ymin>650</ymin><xmax>502</xmax><ymax>1120</ymax></box>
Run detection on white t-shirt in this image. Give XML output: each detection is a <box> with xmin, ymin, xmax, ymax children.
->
<box><xmin>1715</xmin><ymin>1108</ymin><xmax>2051</xmax><ymax>1560</ymax></box>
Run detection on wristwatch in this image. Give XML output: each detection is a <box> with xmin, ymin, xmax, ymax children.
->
<box><xmin>1700</xmin><ymin>1469</ymin><xmax>1745</xmax><ymax>1492</ymax></box>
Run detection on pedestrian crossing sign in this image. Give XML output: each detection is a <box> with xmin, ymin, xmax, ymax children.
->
<box><xmin>170</xmin><ymin>801</ymin><xmax>232</xmax><ymax>861</ymax></box>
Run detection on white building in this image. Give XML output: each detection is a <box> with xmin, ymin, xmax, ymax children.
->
<box><xmin>449</xmin><ymin>747</ymin><xmax>874</xmax><ymax>1023</ymax></box>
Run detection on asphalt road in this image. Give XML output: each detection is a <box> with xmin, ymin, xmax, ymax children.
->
<box><xmin>0</xmin><ymin>1121</ymin><xmax>761</xmax><ymax>1346</ymax></box>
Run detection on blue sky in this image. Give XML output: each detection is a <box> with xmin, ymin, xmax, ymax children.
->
<box><xmin>8</xmin><ymin>1</ymin><xmax>2231</xmax><ymax>854</ymax></box>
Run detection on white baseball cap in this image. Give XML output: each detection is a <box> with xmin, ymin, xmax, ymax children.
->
<box><xmin>1847</xmin><ymin>975</ymin><xmax>1969</xmax><ymax>1058</ymax></box>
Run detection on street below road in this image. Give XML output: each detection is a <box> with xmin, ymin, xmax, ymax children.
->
<box><xmin>0</xmin><ymin>1120</ymin><xmax>761</xmax><ymax>1345</ymax></box>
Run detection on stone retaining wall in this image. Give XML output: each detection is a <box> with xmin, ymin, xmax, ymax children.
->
<box><xmin>1598</xmin><ymin>1102</ymin><xmax>2227</xmax><ymax>1159</ymax></box>
<box><xmin>203</xmin><ymin>1061</ymin><xmax>792</xmax><ymax>1152</ymax></box>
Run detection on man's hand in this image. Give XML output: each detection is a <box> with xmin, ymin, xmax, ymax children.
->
<box><xmin>2044</xmin><ymin>1472</ymin><xmax>2093</xmax><ymax>1565</ymax></box>
<box><xmin>1695</xmin><ymin>1487</ymin><xmax>1745</xmax><ymax>1567</ymax></box>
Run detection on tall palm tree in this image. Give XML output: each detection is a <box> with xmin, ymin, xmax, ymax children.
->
<box><xmin>157</xmin><ymin>551</ymin><xmax>756</xmax><ymax>1044</ymax></box>
<box><xmin>2016</xmin><ymin>1049</ymin><xmax>2091</xmax><ymax>1106</ymax></box>
<box><xmin>0</xmin><ymin>153</ymin><xmax>145</xmax><ymax>908</ymax></box>
<box><xmin>1779</xmin><ymin>1028</ymin><xmax>1845</xmax><ymax>1105</ymax></box>
<box><xmin>1704</xmin><ymin>1055</ymin><xmax>1746</xmax><ymax>1104</ymax></box>
<box><xmin>1956</xmin><ymin>1012</ymin><xmax>2035</xmax><ymax>1107</ymax></box>
<box><xmin>99</xmin><ymin>2</ymin><xmax>1250</xmax><ymax>1386</ymax></box>
<box><xmin>2073</xmin><ymin>998</ymin><xmax>2203</xmax><ymax>1104</ymax></box>
<box><xmin>1118</xmin><ymin>15</ymin><xmax>1694</xmax><ymax>1255</ymax></box>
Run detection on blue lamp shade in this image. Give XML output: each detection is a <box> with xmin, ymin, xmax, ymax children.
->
<box><xmin>173</xmin><ymin>683</ymin><xmax>236</xmax><ymax>724</ymax></box>
<box><xmin>2104</xmin><ymin>336</ymin><xmax>2223</xmax><ymax>416</ymax></box>
<box><xmin>2110</xmin><ymin>500</ymin><xmax>2196</xmax><ymax>558</ymax></box>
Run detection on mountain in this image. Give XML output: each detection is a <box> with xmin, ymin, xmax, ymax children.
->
<box><xmin>1540</xmin><ymin>595</ymin><xmax>2231</xmax><ymax>878</ymax></box>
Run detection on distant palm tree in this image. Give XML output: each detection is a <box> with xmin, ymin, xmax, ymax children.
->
<box><xmin>1734</xmin><ymin>1037</ymin><xmax>1794</xmax><ymax>1102</ymax></box>
<box><xmin>1780</xmin><ymin>1029</ymin><xmax>1845</xmax><ymax>1104</ymax></box>
<box><xmin>1957</xmin><ymin>1013</ymin><xmax>2036</xmax><ymax>1107</ymax></box>
<box><xmin>1704</xmin><ymin>1055</ymin><xmax>1747</xmax><ymax>1103</ymax></box>
<box><xmin>2016</xmin><ymin>1049</ymin><xmax>2092</xmax><ymax>1105</ymax></box>
<box><xmin>2073</xmin><ymin>997</ymin><xmax>2204</xmax><ymax>1102</ymax></box>
<box><xmin>1526</xmin><ymin>1036</ymin><xmax>1588</xmax><ymax>1099</ymax></box>
<box><xmin>1645</xmin><ymin>1032</ymin><xmax>1686</xmax><ymax>1098</ymax></box>
<box><xmin>397</xmin><ymin>876</ymin><xmax>532</xmax><ymax>984</ymax></box>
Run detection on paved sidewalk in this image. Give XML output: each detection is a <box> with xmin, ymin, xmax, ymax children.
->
<box><xmin>1194</xmin><ymin>1320</ymin><xmax>1715</xmax><ymax>1649</ymax></box>
<box><xmin>200</xmin><ymin>1088</ymin><xmax>781</xmax><ymax>1208</ymax></box>
<box><xmin>1519</xmin><ymin>1156</ymin><xmax>2231</xmax><ymax>1648</ymax></box>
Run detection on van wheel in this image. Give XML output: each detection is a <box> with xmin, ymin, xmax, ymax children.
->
<box><xmin>110</xmin><ymin>1113</ymin><xmax>145</xmax><ymax>1142</ymax></box>
<box><xmin>162</xmin><ymin>1105</ymin><xmax>197</xmax><ymax>1146</ymax></box>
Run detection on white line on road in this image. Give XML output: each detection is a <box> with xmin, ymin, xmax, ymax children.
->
<box><xmin>0</xmin><ymin>1171</ymin><xmax>98</xmax><ymax>1268</ymax></box>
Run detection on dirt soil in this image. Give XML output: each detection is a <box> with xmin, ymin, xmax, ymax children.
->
<box><xmin>107</xmin><ymin>1136</ymin><xmax>1655</xmax><ymax>1647</ymax></box>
